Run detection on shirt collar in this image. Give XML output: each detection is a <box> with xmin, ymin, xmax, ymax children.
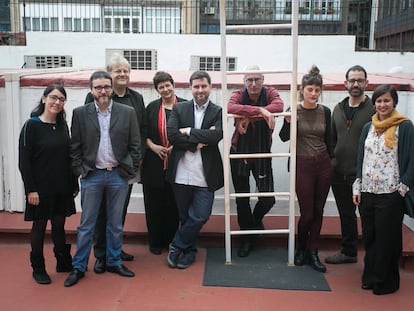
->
<box><xmin>193</xmin><ymin>100</ymin><xmax>209</xmax><ymax>111</ymax></box>
<box><xmin>94</xmin><ymin>100</ymin><xmax>113</xmax><ymax>113</ymax></box>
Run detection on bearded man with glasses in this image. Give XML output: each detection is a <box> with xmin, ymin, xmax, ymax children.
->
<box><xmin>64</xmin><ymin>70</ymin><xmax>141</xmax><ymax>287</ymax></box>
<box><xmin>325</xmin><ymin>65</ymin><xmax>375</xmax><ymax>265</ymax></box>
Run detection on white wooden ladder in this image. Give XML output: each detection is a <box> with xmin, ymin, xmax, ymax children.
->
<box><xmin>218</xmin><ymin>0</ymin><xmax>299</xmax><ymax>265</ymax></box>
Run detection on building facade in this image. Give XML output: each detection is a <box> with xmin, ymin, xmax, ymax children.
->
<box><xmin>1</xmin><ymin>1</ymin><xmax>413</xmax><ymax>51</ymax></box>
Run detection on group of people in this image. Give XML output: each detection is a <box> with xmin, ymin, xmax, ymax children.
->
<box><xmin>18</xmin><ymin>57</ymin><xmax>414</xmax><ymax>295</ymax></box>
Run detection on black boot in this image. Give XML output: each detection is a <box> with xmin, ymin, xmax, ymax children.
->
<box><xmin>30</xmin><ymin>252</ymin><xmax>51</xmax><ymax>284</ymax></box>
<box><xmin>294</xmin><ymin>249</ymin><xmax>307</xmax><ymax>266</ymax></box>
<box><xmin>308</xmin><ymin>250</ymin><xmax>326</xmax><ymax>273</ymax></box>
<box><xmin>54</xmin><ymin>244</ymin><xmax>73</xmax><ymax>272</ymax></box>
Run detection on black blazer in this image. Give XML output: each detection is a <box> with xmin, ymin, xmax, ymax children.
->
<box><xmin>141</xmin><ymin>96</ymin><xmax>186</xmax><ymax>188</ymax></box>
<box><xmin>70</xmin><ymin>101</ymin><xmax>141</xmax><ymax>179</ymax></box>
<box><xmin>166</xmin><ymin>100</ymin><xmax>224</xmax><ymax>192</ymax></box>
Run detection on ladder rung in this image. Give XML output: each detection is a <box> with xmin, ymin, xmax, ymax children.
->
<box><xmin>226</xmin><ymin>23</ymin><xmax>292</xmax><ymax>31</ymax></box>
<box><xmin>228</xmin><ymin>112</ymin><xmax>290</xmax><ymax>118</ymax></box>
<box><xmin>228</xmin><ymin>153</ymin><xmax>290</xmax><ymax>159</ymax></box>
<box><xmin>230</xmin><ymin>229</ymin><xmax>290</xmax><ymax>235</ymax></box>
<box><xmin>230</xmin><ymin>192</ymin><xmax>291</xmax><ymax>198</ymax></box>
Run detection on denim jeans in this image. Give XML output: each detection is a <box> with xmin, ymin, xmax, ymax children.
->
<box><xmin>72</xmin><ymin>168</ymin><xmax>128</xmax><ymax>271</ymax></box>
<box><xmin>172</xmin><ymin>184</ymin><xmax>214</xmax><ymax>254</ymax></box>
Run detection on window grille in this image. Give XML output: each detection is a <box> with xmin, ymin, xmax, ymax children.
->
<box><xmin>191</xmin><ymin>56</ymin><xmax>237</xmax><ymax>71</ymax></box>
<box><xmin>24</xmin><ymin>55</ymin><xmax>73</xmax><ymax>69</ymax></box>
<box><xmin>106</xmin><ymin>49</ymin><xmax>157</xmax><ymax>70</ymax></box>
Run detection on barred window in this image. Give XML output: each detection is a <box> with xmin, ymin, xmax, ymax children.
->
<box><xmin>191</xmin><ymin>56</ymin><xmax>237</xmax><ymax>71</ymax></box>
<box><xmin>106</xmin><ymin>49</ymin><xmax>157</xmax><ymax>70</ymax></box>
<box><xmin>24</xmin><ymin>55</ymin><xmax>73</xmax><ymax>69</ymax></box>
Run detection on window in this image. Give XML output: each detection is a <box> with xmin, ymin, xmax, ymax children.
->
<box><xmin>24</xmin><ymin>55</ymin><xmax>73</xmax><ymax>69</ymax></box>
<box><xmin>191</xmin><ymin>56</ymin><xmax>237</xmax><ymax>71</ymax></box>
<box><xmin>32</xmin><ymin>18</ymin><xmax>40</xmax><ymax>31</ymax></box>
<box><xmin>104</xmin><ymin>18</ymin><xmax>112</xmax><ymax>32</ymax></box>
<box><xmin>107</xmin><ymin>49</ymin><xmax>157</xmax><ymax>70</ymax></box>
<box><xmin>23</xmin><ymin>17</ymin><xmax>31</xmax><ymax>31</ymax></box>
<box><xmin>114</xmin><ymin>18</ymin><xmax>121</xmax><ymax>33</ymax></box>
<box><xmin>92</xmin><ymin>18</ymin><xmax>100</xmax><ymax>32</ymax></box>
<box><xmin>64</xmin><ymin>18</ymin><xmax>72</xmax><ymax>31</ymax></box>
<box><xmin>41</xmin><ymin>18</ymin><xmax>49</xmax><ymax>31</ymax></box>
<box><xmin>132</xmin><ymin>18</ymin><xmax>139</xmax><ymax>33</ymax></box>
<box><xmin>83</xmin><ymin>18</ymin><xmax>91</xmax><ymax>32</ymax></box>
<box><xmin>123</xmin><ymin>18</ymin><xmax>130</xmax><ymax>33</ymax></box>
<box><xmin>51</xmin><ymin>18</ymin><xmax>59</xmax><ymax>31</ymax></box>
<box><xmin>74</xmin><ymin>18</ymin><xmax>81</xmax><ymax>32</ymax></box>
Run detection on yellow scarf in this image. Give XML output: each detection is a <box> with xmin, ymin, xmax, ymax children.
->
<box><xmin>372</xmin><ymin>109</ymin><xmax>408</xmax><ymax>148</ymax></box>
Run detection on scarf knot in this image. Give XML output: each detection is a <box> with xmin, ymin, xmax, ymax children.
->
<box><xmin>372</xmin><ymin>109</ymin><xmax>408</xmax><ymax>148</ymax></box>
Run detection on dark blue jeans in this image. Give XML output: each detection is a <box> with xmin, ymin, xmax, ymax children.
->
<box><xmin>171</xmin><ymin>184</ymin><xmax>214</xmax><ymax>254</ymax></box>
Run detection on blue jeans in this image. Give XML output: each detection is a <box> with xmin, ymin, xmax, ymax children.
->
<box><xmin>72</xmin><ymin>169</ymin><xmax>128</xmax><ymax>271</ymax></box>
<box><xmin>172</xmin><ymin>184</ymin><xmax>214</xmax><ymax>254</ymax></box>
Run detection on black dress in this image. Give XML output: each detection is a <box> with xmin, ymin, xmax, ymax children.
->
<box><xmin>18</xmin><ymin>117</ymin><xmax>77</xmax><ymax>221</ymax></box>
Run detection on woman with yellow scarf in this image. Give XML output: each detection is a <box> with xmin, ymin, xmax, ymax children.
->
<box><xmin>352</xmin><ymin>84</ymin><xmax>414</xmax><ymax>295</ymax></box>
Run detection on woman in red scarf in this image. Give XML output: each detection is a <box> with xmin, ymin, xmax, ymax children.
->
<box><xmin>141</xmin><ymin>71</ymin><xmax>187</xmax><ymax>255</ymax></box>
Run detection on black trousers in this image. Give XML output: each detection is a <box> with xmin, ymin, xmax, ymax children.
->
<box><xmin>331</xmin><ymin>173</ymin><xmax>359</xmax><ymax>257</ymax></box>
<box><xmin>230</xmin><ymin>159</ymin><xmax>275</xmax><ymax>230</ymax></box>
<box><xmin>142</xmin><ymin>182</ymin><xmax>179</xmax><ymax>249</ymax></box>
<box><xmin>359</xmin><ymin>192</ymin><xmax>404</xmax><ymax>294</ymax></box>
<box><xmin>93</xmin><ymin>184</ymin><xmax>133</xmax><ymax>258</ymax></box>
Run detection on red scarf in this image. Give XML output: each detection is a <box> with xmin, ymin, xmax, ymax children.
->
<box><xmin>158</xmin><ymin>97</ymin><xmax>177</xmax><ymax>169</ymax></box>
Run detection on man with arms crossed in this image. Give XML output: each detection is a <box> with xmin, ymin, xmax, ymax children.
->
<box><xmin>166</xmin><ymin>71</ymin><xmax>223</xmax><ymax>269</ymax></box>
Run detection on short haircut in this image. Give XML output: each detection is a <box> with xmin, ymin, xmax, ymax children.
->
<box><xmin>345</xmin><ymin>65</ymin><xmax>367</xmax><ymax>80</ymax></box>
<box><xmin>89</xmin><ymin>71</ymin><xmax>112</xmax><ymax>88</ymax></box>
<box><xmin>189</xmin><ymin>70</ymin><xmax>211</xmax><ymax>85</ymax></box>
<box><xmin>106</xmin><ymin>52</ymin><xmax>131</xmax><ymax>72</ymax></box>
<box><xmin>153</xmin><ymin>71</ymin><xmax>174</xmax><ymax>90</ymax></box>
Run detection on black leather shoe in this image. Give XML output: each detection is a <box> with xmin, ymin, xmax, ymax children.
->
<box><xmin>362</xmin><ymin>283</ymin><xmax>373</xmax><ymax>290</ymax></box>
<box><xmin>237</xmin><ymin>240</ymin><xmax>253</xmax><ymax>257</ymax></box>
<box><xmin>93</xmin><ymin>257</ymin><xmax>106</xmax><ymax>274</ymax></box>
<box><xmin>149</xmin><ymin>247</ymin><xmax>162</xmax><ymax>255</ymax></box>
<box><xmin>308</xmin><ymin>250</ymin><xmax>327</xmax><ymax>273</ymax></box>
<box><xmin>294</xmin><ymin>249</ymin><xmax>307</xmax><ymax>266</ymax></box>
<box><xmin>64</xmin><ymin>269</ymin><xmax>85</xmax><ymax>287</ymax></box>
<box><xmin>107</xmin><ymin>264</ymin><xmax>135</xmax><ymax>277</ymax></box>
<box><xmin>121</xmin><ymin>250</ymin><xmax>134</xmax><ymax>261</ymax></box>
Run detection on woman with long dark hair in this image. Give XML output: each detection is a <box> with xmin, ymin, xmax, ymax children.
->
<box><xmin>19</xmin><ymin>84</ymin><xmax>78</xmax><ymax>284</ymax></box>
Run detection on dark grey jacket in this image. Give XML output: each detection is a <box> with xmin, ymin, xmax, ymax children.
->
<box><xmin>70</xmin><ymin>101</ymin><xmax>141</xmax><ymax>179</ymax></box>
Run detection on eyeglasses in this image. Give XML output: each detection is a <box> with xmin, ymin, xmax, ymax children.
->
<box><xmin>347</xmin><ymin>79</ymin><xmax>366</xmax><ymax>85</ymax></box>
<box><xmin>245</xmin><ymin>77</ymin><xmax>263</xmax><ymax>84</ymax></box>
<box><xmin>93</xmin><ymin>85</ymin><xmax>112</xmax><ymax>92</ymax></box>
<box><xmin>48</xmin><ymin>95</ymin><xmax>66</xmax><ymax>103</ymax></box>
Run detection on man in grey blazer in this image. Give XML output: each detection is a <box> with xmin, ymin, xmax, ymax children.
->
<box><xmin>64</xmin><ymin>71</ymin><xmax>141</xmax><ymax>287</ymax></box>
<box><xmin>166</xmin><ymin>70</ymin><xmax>224</xmax><ymax>269</ymax></box>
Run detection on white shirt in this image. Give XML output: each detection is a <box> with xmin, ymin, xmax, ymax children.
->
<box><xmin>174</xmin><ymin>101</ymin><xmax>209</xmax><ymax>187</ymax></box>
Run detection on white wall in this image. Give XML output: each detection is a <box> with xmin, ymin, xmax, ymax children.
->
<box><xmin>0</xmin><ymin>33</ymin><xmax>413</xmax><ymax>73</ymax></box>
